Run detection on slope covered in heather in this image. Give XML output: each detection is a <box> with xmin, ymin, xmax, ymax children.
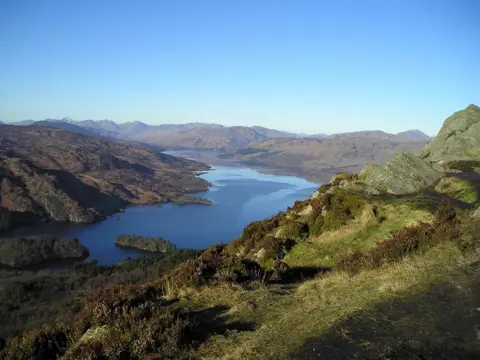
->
<box><xmin>1</xmin><ymin>105</ymin><xmax>479</xmax><ymax>359</ymax></box>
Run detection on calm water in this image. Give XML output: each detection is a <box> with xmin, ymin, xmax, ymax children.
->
<box><xmin>8</xmin><ymin>165</ymin><xmax>319</xmax><ymax>265</ymax></box>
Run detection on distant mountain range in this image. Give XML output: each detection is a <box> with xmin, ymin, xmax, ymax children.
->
<box><xmin>219</xmin><ymin>136</ymin><xmax>428</xmax><ymax>182</ymax></box>
<box><xmin>6</xmin><ymin>118</ymin><xmax>430</xmax><ymax>151</ymax></box>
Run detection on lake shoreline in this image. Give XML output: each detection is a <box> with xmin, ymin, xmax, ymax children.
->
<box><xmin>1</xmin><ymin>159</ymin><xmax>321</xmax><ymax>268</ymax></box>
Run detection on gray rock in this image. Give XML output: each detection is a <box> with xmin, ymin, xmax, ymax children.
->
<box><xmin>359</xmin><ymin>151</ymin><xmax>442</xmax><ymax>195</ymax></box>
<box><xmin>474</xmin><ymin>207</ymin><xmax>480</xmax><ymax>219</ymax></box>
<box><xmin>419</xmin><ymin>104</ymin><xmax>480</xmax><ymax>169</ymax></box>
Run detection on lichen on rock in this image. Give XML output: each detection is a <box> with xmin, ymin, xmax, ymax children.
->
<box><xmin>359</xmin><ymin>151</ymin><xmax>442</xmax><ymax>195</ymax></box>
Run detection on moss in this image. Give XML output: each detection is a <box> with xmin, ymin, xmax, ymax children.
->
<box><xmin>434</xmin><ymin>176</ymin><xmax>478</xmax><ymax>205</ymax></box>
<box><xmin>447</xmin><ymin>160</ymin><xmax>480</xmax><ymax>173</ymax></box>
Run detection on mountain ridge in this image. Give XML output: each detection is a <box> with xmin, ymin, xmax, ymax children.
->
<box><xmin>7</xmin><ymin>118</ymin><xmax>431</xmax><ymax>150</ymax></box>
<box><xmin>1</xmin><ymin>104</ymin><xmax>479</xmax><ymax>359</ymax></box>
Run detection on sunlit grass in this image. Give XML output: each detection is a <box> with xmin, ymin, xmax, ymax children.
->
<box><xmin>284</xmin><ymin>204</ymin><xmax>434</xmax><ymax>267</ymax></box>
<box><xmin>197</xmin><ymin>243</ymin><xmax>463</xmax><ymax>360</ymax></box>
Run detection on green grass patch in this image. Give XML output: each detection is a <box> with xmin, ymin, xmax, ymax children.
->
<box><xmin>284</xmin><ymin>204</ymin><xmax>434</xmax><ymax>268</ymax></box>
<box><xmin>435</xmin><ymin>176</ymin><xmax>478</xmax><ymax>205</ymax></box>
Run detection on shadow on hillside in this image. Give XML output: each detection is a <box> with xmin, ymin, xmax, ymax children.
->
<box><xmin>450</xmin><ymin>171</ymin><xmax>480</xmax><ymax>205</ymax></box>
<box><xmin>292</xmin><ymin>263</ymin><xmax>480</xmax><ymax>360</ymax></box>
<box><xmin>49</xmin><ymin>169</ymin><xmax>127</xmax><ymax>213</ymax></box>
<box><xmin>185</xmin><ymin>305</ymin><xmax>256</xmax><ymax>344</ymax></box>
<box><xmin>276</xmin><ymin>266</ymin><xmax>332</xmax><ymax>285</ymax></box>
<box><xmin>376</xmin><ymin>185</ymin><xmax>476</xmax><ymax>212</ymax></box>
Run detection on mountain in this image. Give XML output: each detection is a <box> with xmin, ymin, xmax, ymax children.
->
<box><xmin>124</xmin><ymin>125</ymin><xmax>269</xmax><ymax>151</ymax></box>
<box><xmin>220</xmin><ymin>136</ymin><xmax>428</xmax><ymax>181</ymax></box>
<box><xmin>9</xmin><ymin>118</ymin><xmax>431</xmax><ymax>153</ymax></box>
<box><xmin>395</xmin><ymin>129</ymin><xmax>431</xmax><ymax>141</ymax></box>
<box><xmin>0</xmin><ymin>155</ymin><xmax>126</xmax><ymax>232</ymax></box>
<box><xmin>326</xmin><ymin>130</ymin><xmax>394</xmax><ymax>140</ymax></box>
<box><xmin>0</xmin><ymin>125</ymin><xmax>209</xmax><ymax>232</ymax></box>
<box><xmin>34</xmin><ymin>120</ymin><xmax>113</xmax><ymax>138</ymax></box>
<box><xmin>10</xmin><ymin>120</ymin><xmax>35</xmax><ymax>126</ymax></box>
<box><xmin>2</xmin><ymin>105</ymin><xmax>480</xmax><ymax>359</ymax></box>
<box><xmin>3</xmin><ymin>105</ymin><xmax>479</xmax><ymax>359</ymax></box>
<box><xmin>324</xmin><ymin>129</ymin><xmax>430</xmax><ymax>142</ymax></box>
<box><xmin>250</xmin><ymin>126</ymin><xmax>299</xmax><ymax>138</ymax></box>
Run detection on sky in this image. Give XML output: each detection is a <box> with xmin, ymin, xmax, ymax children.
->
<box><xmin>0</xmin><ymin>0</ymin><xmax>479</xmax><ymax>135</ymax></box>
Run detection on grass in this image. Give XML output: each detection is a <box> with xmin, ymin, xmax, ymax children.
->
<box><xmin>3</xmin><ymin>175</ymin><xmax>478</xmax><ymax>359</ymax></box>
<box><xmin>196</xmin><ymin>243</ymin><xmax>465</xmax><ymax>360</ymax></box>
<box><xmin>435</xmin><ymin>176</ymin><xmax>478</xmax><ymax>205</ymax></box>
<box><xmin>283</xmin><ymin>203</ymin><xmax>434</xmax><ymax>268</ymax></box>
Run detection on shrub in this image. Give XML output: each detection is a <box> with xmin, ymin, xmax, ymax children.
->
<box><xmin>330</xmin><ymin>173</ymin><xmax>358</xmax><ymax>187</ymax></box>
<box><xmin>308</xmin><ymin>189</ymin><xmax>366</xmax><ymax>236</ymax></box>
<box><xmin>278</xmin><ymin>219</ymin><xmax>308</xmax><ymax>240</ymax></box>
<box><xmin>64</xmin><ymin>309</ymin><xmax>191</xmax><ymax>360</ymax></box>
<box><xmin>2</xmin><ymin>326</ymin><xmax>71</xmax><ymax>360</ymax></box>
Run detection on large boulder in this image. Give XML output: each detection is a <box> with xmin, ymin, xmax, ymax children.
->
<box><xmin>359</xmin><ymin>151</ymin><xmax>442</xmax><ymax>195</ymax></box>
<box><xmin>419</xmin><ymin>104</ymin><xmax>480</xmax><ymax>169</ymax></box>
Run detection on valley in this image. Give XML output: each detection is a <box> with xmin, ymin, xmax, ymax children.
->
<box><xmin>0</xmin><ymin>104</ymin><xmax>478</xmax><ymax>360</ymax></box>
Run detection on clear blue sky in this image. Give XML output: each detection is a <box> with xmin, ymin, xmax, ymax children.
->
<box><xmin>1</xmin><ymin>0</ymin><xmax>479</xmax><ymax>135</ymax></box>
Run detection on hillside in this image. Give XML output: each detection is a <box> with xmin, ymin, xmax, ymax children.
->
<box><xmin>0</xmin><ymin>125</ymin><xmax>209</xmax><ymax>232</ymax></box>
<box><xmin>325</xmin><ymin>129</ymin><xmax>430</xmax><ymax>142</ymax></box>
<box><xmin>124</xmin><ymin>125</ymin><xmax>268</xmax><ymax>152</ymax></box>
<box><xmin>1</xmin><ymin>105</ymin><xmax>479</xmax><ymax>359</ymax></box>
<box><xmin>10</xmin><ymin>119</ymin><xmax>429</xmax><ymax>154</ymax></box>
<box><xmin>220</xmin><ymin>136</ymin><xmax>427</xmax><ymax>181</ymax></box>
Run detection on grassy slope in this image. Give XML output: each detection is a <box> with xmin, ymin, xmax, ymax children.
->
<box><xmin>2</xmin><ymin>172</ymin><xmax>479</xmax><ymax>359</ymax></box>
<box><xmin>284</xmin><ymin>202</ymin><xmax>434</xmax><ymax>267</ymax></box>
<box><xmin>185</xmin><ymin>243</ymin><xmax>476</xmax><ymax>359</ymax></box>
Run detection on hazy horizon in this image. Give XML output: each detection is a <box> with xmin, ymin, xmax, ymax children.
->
<box><xmin>1</xmin><ymin>116</ymin><xmax>441</xmax><ymax>137</ymax></box>
<box><xmin>1</xmin><ymin>1</ymin><xmax>479</xmax><ymax>135</ymax></box>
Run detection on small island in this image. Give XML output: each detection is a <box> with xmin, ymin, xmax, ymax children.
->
<box><xmin>115</xmin><ymin>235</ymin><xmax>175</xmax><ymax>252</ymax></box>
<box><xmin>0</xmin><ymin>236</ymin><xmax>89</xmax><ymax>268</ymax></box>
<box><xmin>171</xmin><ymin>195</ymin><xmax>213</xmax><ymax>205</ymax></box>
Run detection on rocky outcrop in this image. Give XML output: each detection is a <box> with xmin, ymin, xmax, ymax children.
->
<box><xmin>359</xmin><ymin>151</ymin><xmax>442</xmax><ymax>195</ymax></box>
<box><xmin>419</xmin><ymin>104</ymin><xmax>480</xmax><ymax>169</ymax></box>
<box><xmin>115</xmin><ymin>235</ymin><xmax>174</xmax><ymax>252</ymax></box>
<box><xmin>0</xmin><ymin>236</ymin><xmax>89</xmax><ymax>268</ymax></box>
<box><xmin>356</xmin><ymin>105</ymin><xmax>480</xmax><ymax>195</ymax></box>
<box><xmin>474</xmin><ymin>207</ymin><xmax>480</xmax><ymax>219</ymax></box>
